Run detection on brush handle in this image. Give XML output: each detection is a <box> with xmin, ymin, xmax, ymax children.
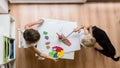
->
<box><xmin>66</xmin><ymin>31</ymin><xmax>73</xmax><ymax>38</ymax></box>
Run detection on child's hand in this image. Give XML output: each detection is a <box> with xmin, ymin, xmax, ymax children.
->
<box><xmin>37</xmin><ymin>19</ymin><xmax>44</xmax><ymax>24</ymax></box>
<box><xmin>73</xmin><ymin>25</ymin><xmax>84</xmax><ymax>32</ymax></box>
<box><xmin>52</xmin><ymin>58</ymin><xmax>58</xmax><ymax>62</ymax></box>
<box><xmin>40</xmin><ymin>53</ymin><xmax>58</xmax><ymax>62</ymax></box>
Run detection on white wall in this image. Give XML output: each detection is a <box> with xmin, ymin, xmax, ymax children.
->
<box><xmin>0</xmin><ymin>36</ymin><xmax>4</xmax><ymax>65</ymax></box>
<box><xmin>0</xmin><ymin>0</ymin><xmax>8</xmax><ymax>13</ymax></box>
<box><xmin>0</xmin><ymin>14</ymin><xmax>10</xmax><ymax>37</ymax></box>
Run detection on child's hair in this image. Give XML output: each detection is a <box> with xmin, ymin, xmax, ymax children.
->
<box><xmin>81</xmin><ymin>34</ymin><xmax>96</xmax><ymax>47</ymax></box>
<box><xmin>23</xmin><ymin>29</ymin><xmax>40</xmax><ymax>44</ymax></box>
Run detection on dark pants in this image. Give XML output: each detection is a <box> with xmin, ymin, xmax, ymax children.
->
<box><xmin>92</xmin><ymin>26</ymin><xmax>119</xmax><ymax>61</ymax></box>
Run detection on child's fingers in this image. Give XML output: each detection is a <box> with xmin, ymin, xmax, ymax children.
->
<box><xmin>53</xmin><ymin>58</ymin><xmax>58</xmax><ymax>62</ymax></box>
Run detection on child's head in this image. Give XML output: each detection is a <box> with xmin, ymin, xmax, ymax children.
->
<box><xmin>81</xmin><ymin>34</ymin><xmax>96</xmax><ymax>47</ymax></box>
<box><xmin>23</xmin><ymin>29</ymin><xmax>40</xmax><ymax>44</ymax></box>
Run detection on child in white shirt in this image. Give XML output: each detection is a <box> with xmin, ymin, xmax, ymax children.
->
<box><xmin>20</xmin><ymin>19</ymin><xmax>57</xmax><ymax>62</ymax></box>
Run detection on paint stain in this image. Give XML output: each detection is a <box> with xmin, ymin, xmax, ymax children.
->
<box><xmin>45</xmin><ymin>41</ymin><xmax>50</xmax><ymax>45</ymax></box>
<box><xmin>46</xmin><ymin>46</ymin><xmax>50</xmax><ymax>49</ymax></box>
<box><xmin>43</xmin><ymin>31</ymin><xmax>48</xmax><ymax>35</ymax></box>
<box><xmin>45</xmin><ymin>36</ymin><xmax>49</xmax><ymax>40</ymax></box>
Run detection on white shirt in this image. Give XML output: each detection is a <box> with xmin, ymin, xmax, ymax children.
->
<box><xmin>78</xmin><ymin>29</ymin><xmax>85</xmax><ymax>45</ymax></box>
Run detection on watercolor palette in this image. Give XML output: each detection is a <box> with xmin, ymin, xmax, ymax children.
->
<box><xmin>49</xmin><ymin>46</ymin><xmax>64</xmax><ymax>58</ymax></box>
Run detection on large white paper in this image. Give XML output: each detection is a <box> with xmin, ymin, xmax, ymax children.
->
<box><xmin>62</xmin><ymin>52</ymin><xmax>74</xmax><ymax>59</ymax></box>
<box><xmin>37</xmin><ymin>18</ymin><xmax>80</xmax><ymax>52</ymax></box>
<box><xmin>37</xmin><ymin>18</ymin><xmax>81</xmax><ymax>59</ymax></box>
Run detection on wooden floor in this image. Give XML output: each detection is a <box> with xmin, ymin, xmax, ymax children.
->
<box><xmin>10</xmin><ymin>3</ymin><xmax>120</xmax><ymax>68</ymax></box>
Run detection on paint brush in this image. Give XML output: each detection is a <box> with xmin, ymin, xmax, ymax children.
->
<box><xmin>66</xmin><ymin>31</ymin><xmax>74</xmax><ymax>38</ymax></box>
<box><xmin>56</xmin><ymin>33</ymin><xmax>71</xmax><ymax>46</ymax></box>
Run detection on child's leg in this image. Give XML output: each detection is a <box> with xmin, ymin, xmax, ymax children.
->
<box><xmin>95</xmin><ymin>48</ymin><xmax>111</xmax><ymax>57</ymax></box>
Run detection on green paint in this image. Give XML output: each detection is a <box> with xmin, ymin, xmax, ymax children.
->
<box><xmin>49</xmin><ymin>51</ymin><xmax>57</xmax><ymax>57</ymax></box>
<box><xmin>43</xmin><ymin>31</ymin><xmax>48</xmax><ymax>35</ymax></box>
<box><xmin>46</xmin><ymin>46</ymin><xmax>50</xmax><ymax>49</ymax></box>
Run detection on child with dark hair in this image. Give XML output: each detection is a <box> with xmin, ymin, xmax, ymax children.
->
<box><xmin>23</xmin><ymin>29</ymin><xmax>40</xmax><ymax>44</ymax></box>
<box><xmin>22</xmin><ymin>19</ymin><xmax>57</xmax><ymax>62</ymax></box>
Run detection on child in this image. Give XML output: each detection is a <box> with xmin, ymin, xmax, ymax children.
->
<box><xmin>23</xmin><ymin>19</ymin><xmax>57</xmax><ymax>62</ymax></box>
<box><xmin>73</xmin><ymin>25</ymin><xmax>96</xmax><ymax>48</ymax></box>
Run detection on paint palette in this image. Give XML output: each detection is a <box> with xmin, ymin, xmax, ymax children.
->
<box><xmin>49</xmin><ymin>46</ymin><xmax>64</xmax><ymax>58</ymax></box>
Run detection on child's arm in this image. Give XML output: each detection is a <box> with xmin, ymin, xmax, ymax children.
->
<box><xmin>73</xmin><ymin>25</ymin><xmax>84</xmax><ymax>32</ymax></box>
<box><xmin>25</xmin><ymin>19</ymin><xmax>44</xmax><ymax>29</ymax></box>
<box><xmin>29</xmin><ymin>46</ymin><xmax>57</xmax><ymax>62</ymax></box>
<box><xmin>83</xmin><ymin>26</ymin><xmax>89</xmax><ymax>35</ymax></box>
